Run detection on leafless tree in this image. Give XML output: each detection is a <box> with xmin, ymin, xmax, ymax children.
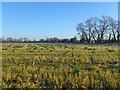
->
<box><xmin>77</xmin><ymin>16</ymin><xmax>118</xmax><ymax>43</ymax></box>
<box><xmin>109</xmin><ymin>17</ymin><xmax>118</xmax><ymax>42</ymax></box>
<box><xmin>116</xmin><ymin>21</ymin><xmax>120</xmax><ymax>42</ymax></box>
<box><xmin>98</xmin><ymin>16</ymin><xmax>111</xmax><ymax>43</ymax></box>
<box><xmin>77</xmin><ymin>23</ymin><xmax>88</xmax><ymax>43</ymax></box>
<box><xmin>85</xmin><ymin>18</ymin><xmax>93</xmax><ymax>43</ymax></box>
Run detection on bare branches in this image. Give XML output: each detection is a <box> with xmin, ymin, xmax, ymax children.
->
<box><xmin>77</xmin><ymin>16</ymin><xmax>119</xmax><ymax>43</ymax></box>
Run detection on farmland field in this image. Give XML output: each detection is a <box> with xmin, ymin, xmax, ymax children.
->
<box><xmin>2</xmin><ymin>43</ymin><xmax>120</xmax><ymax>89</ymax></box>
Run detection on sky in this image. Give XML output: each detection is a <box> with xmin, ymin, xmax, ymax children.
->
<box><xmin>1</xmin><ymin>0</ymin><xmax>120</xmax><ymax>2</ymax></box>
<box><xmin>2</xmin><ymin>2</ymin><xmax>118</xmax><ymax>40</ymax></box>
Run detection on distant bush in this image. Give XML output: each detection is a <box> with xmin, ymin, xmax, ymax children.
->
<box><xmin>13</xmin><ymin>45</ymin><xmax>23</xmax><ymax>48</ymax></box>
<box><xmin>108</xmin><ymin>49</ymin><xmax>115</xmax><ymax>52</ymax></box>
<box><xmin>88</xmin><ymin>48</ymin><xmax>95</xmax><ymax>50</ymax></box>
<box><xmin>2</xmin><ymin>48</ymin><xmax>7</xmax><ymax>50</ymax></box>
<box><xmin>84</xmin><ymin>47</ymin><xmax>88</xmax><ymax>50</ymax></box>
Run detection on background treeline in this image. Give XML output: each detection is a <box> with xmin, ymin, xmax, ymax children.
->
<box><xmin>1</xmin><ymin>16</ymin><xmax>120</xmax><ymax>44</ymax></box>
<box><xmin>1</xmin><ymin>37</ymin><xmax>78</xmax><ymax>43</ymax></box>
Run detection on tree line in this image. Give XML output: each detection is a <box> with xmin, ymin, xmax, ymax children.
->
<box><xmin>1</xmin><ymin>37</ymin><xmax>78</xmax><ymax>43</ymax></box>
<box><xmin>77</xmin><ymin>16</ymin><xmax>120</xmax><ymax>43</ymax></box>
<box><xmin>1</xmin><ymin>16</ymin><xmax>120</xmax><ymax>44</ymax></box>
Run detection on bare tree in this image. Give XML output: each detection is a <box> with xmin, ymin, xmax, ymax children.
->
<box><xmin>99</xmin><ymin>16</ymin><xmax>111</xmax><ymax>43</ymax></box>
<box><xmin>6</xmin><ymin>37</ymin><xmax>13</xmax><ymax>42</ymax></box>
<box><xmin>109</xmin><ymin>18</ymin><xmax>118</xmax><ymax>42</ymax></box>
<box><xmin>70</xmin><ymin>37</ymin><xmax>77</xmax><ymax>43</ymax></box>
<box><xmin>23</xmin><ymin>37</ymin><xmax>29</xmax><ymax>42</ymax></box>
<box><xmin>77</xmin><ymin>16</ymin><xmax>118</xmax><ymax>43</ymax></box>
<box><xmin>116</xmin><ymin>21</ymin><xmax>120</xmax><ymax>42</ymax></box>
<box><xmin>77</xmin><ymin>23</ymin><xmax>88</xmax><ymax>43</ymax></box>
<box><xmin>85</xmin><ymin>18</ymin><xmax>93</xmax><ymax>43</ymax></box>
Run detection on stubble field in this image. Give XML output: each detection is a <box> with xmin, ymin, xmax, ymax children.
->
<box><xmin>2</xmin><ymin>43</ymin><xmax>120</xmax><ymax>89</ymax></box>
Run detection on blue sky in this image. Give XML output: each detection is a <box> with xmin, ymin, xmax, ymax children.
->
<box><xmin>2</xmin><ymin>2</ymin><xmax>118</xmax><ymax>40</ymax></box>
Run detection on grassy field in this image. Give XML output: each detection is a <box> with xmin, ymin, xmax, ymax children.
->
<box><xmin>2</xmin><ymin>43</ymin><xmax>120</xmax><ymax>89</ymax></box>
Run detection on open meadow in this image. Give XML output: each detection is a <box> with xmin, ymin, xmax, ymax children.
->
<box><xmin>2</xmin><ymin>43</ymin><xmax>120</xmax><ymax>89</ymax></box>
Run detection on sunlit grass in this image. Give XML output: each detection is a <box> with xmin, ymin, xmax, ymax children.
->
<box><xmin>2</xmin><ymin>43</ymin><xmax>120</xmax><ymax>89</ymax></box>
